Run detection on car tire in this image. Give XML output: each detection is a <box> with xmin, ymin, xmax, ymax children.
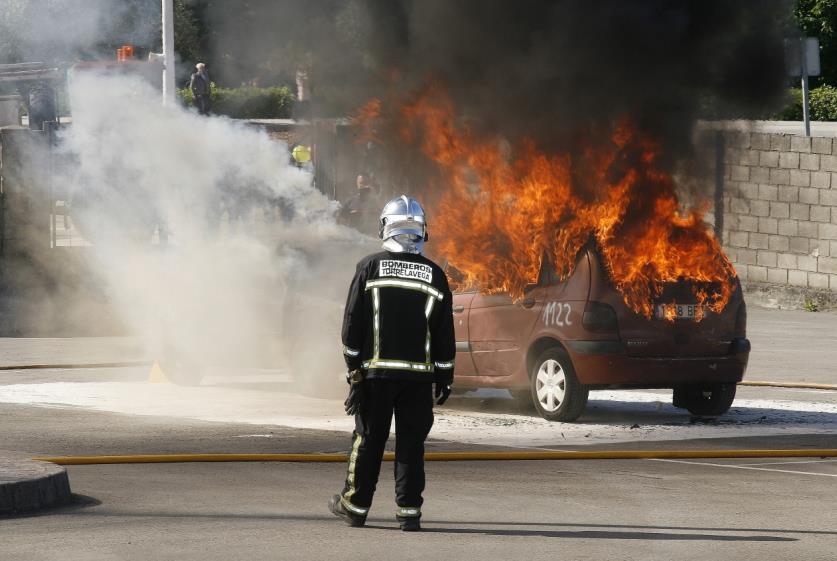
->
<box><xmin>673</xmin><ymin>383</ymin><xmax>737</xmax><ymax>416</ymax></box>
<box><xmin>530</xmin><ymin>348</ymin><xmax>588</xmax><ymax>422</ymax></box>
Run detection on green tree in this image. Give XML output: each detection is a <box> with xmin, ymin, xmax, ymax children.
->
<box><xmin>173</xmin><ymin>0</ymin><xmax>202</xmax><ymax>66</ymax></box>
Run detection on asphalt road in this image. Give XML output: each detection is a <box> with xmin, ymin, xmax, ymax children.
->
<box><xmin>1</xmin><ymin>398</ymin><xmax>836</xmax><ymax>561</ymax></box>
<box><xmin>1</xmin><ymin>373</ymin><xmax>835</xmax><ymax>560</ymax></box>
<box><xmin>0</xmin><ymin>306</ymin><xmax>835</xmax><ymax>560</ymax></box>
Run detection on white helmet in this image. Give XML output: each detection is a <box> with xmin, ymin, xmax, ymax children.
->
<box><xmin>379</xmin><ymin>195</ymin><xmax>428</xmax><ymax>254</ymax></box>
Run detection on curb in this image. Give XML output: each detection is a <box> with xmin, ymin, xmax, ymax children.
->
<box><xmin>0</xmin><ymin>457</ymin><xmax>72</xmax><ymax>515</ymax></box>
<box><xmin>0</xmin><ymin>361</ymin><xmax>151</xmax><ymax>371</ymax></box>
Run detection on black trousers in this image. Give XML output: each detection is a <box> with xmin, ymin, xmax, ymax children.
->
<box><xmin>341</xmin><ymin>379</ymin><xmax>434</xmax><ymax>512</ymax></box>
<box><xmin>194</xmin><ymin>94</ymin><xmax>211</xmax><ymax>115</ymax></box>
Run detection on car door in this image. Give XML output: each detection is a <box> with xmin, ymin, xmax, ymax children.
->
<box><xmin>452</xmin><ymin>291</ymin><xmax>477</xmax><ymax>376</ymax></box>
<box><xmin>468</xmin><ymin>284</ymin><xmax>547</xmax><ymax>377</ymax></box>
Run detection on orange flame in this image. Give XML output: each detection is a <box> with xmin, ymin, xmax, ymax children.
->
<box><xmin>353</xmin><ymin>98</ymin><xmax>382</xmax><ymax>145</ymax></box>
<box><xmin>367</xmin><ymin>86</ymin><xmax>737</xmax><ymax>318</ymax></box>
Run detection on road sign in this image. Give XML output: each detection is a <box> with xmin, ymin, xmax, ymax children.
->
<box><xmin>786</xmin><ymin>38</ymin><xmax>821</xmax><ymax>137</ymax></box>
<box><xmin>786</xmin><ymin>37</ymin><xmax>821</xmax><ymax>77</ymax></box>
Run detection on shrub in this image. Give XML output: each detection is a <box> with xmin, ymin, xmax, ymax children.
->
<box><xmin>776</xmin><ymin>85</ymin><xmax>837</xmax><ymax>121</ymax></box>
<box><xmin>178</xmin><ymin>85</ymin><xmax>295</xmax><ymax>119</ymax></box>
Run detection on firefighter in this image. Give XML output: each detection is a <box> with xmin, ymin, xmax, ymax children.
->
<box><xmin>291</xmin><ymin>143</ymin><xmax>312</xmax><ymax>169</ymax></box>
<box><xmin>329</xmin><ymin>195</ymin><xmax>455</xmax><ymax>532</ymax></box>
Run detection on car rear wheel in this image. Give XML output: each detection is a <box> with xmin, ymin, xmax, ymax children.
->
<box><xmin>673</xmin><ymin>383</ymin><xmax>737</xmax><ymax>416</ymax></box>
<box><xmin>530</xmin><ymin>348</ymin><xmax>588</xmax><ymax>422</ymax></box>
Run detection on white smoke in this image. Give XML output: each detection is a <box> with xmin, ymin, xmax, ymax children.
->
<box><xmin>54</xmin><ymin>70</ymin><xmax>376</xmax><ymax>393</ymax></box>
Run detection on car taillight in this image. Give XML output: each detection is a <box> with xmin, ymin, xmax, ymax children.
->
<box><xmin>583</xmin><ymin>301</ymin><xmax>618</xmax><ymax>333</ymax></box>
<box><xmin>735</xmin><ymin>302</ymin><xmax>747</xmax><ymax>335</ymax></box>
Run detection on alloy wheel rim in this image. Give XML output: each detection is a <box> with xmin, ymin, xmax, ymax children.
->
<box><xmin>535</xmin><ymin>359</ymin><xmax>565</xmax><ymax>412</ymax></box>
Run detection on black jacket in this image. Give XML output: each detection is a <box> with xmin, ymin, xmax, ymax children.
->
<box><xmin>190</xmin><ymin>72</ymin><xmax>210</xmax><ymax>96</ymax></box>
<box><xmin>341</xmin><ymin>251</ymin><xmax>456</xmax><ymax>385</ymax></box>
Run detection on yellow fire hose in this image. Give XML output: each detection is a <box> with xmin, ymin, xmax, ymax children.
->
<box><xmin>34</xmin><ymin>449</ymin><xmax>837</xmax><ymax>466</ymax></box>
<box><xmin>740</xmin><ymin>380</ymin><xmax>837</xmax><ymax>390</ymax></box>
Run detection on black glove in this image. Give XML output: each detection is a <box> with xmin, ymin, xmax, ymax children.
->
<box><xmin>434</xmin><ymin>383</ymin><xmax>451</xmax><ymax>406</ymax></box>
<box><xmin>344</xmin><ymin>383</ymin><xmax>364</xmax><ymax>416</ymax></box>
<box><xmin>344</xmin><ymin>370</ymin><xmax>365</xmax><ymax>416</ymax></box>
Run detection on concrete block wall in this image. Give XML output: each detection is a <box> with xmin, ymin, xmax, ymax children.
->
<box><xmin>721</xmin><ymin>131</ymin><xmax>837</xmax><ymax>293</ymax></box>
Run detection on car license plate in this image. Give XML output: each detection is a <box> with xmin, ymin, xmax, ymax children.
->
<box><xmin>655</xmin><ymin>303</ymin><xmax>701</xmax><ymax>320</ymax></box>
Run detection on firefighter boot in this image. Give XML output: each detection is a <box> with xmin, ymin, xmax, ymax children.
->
<box><xmin>329</xmin><ymin>494</ymin><xmax>367</xmax><ymax>527</ymax></box>
<box><xmin>396</xmin><ymin>507</ymin><xmax>421</xmax><ymax>531</ymax></box>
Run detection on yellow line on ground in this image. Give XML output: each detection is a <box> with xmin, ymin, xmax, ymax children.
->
<box><xmin>740</xmin><ymin>380</ymin><xmax>837</xmax><ymax>390</ymax></box>
<box><xmin>32</xmin><ymin>449</ymin><xmax>837</xmax><ymax>466</ymax></box>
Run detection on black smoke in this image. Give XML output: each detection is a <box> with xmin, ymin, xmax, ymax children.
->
<box><xmin>204</xmin><ymin>0</ymin><xmax>791</xmax><ymax>159</ymax></box>
<box><xmin>365</xmin><ymin>0</ymin><xmax>791</xmax><ymax>154</ymax></box>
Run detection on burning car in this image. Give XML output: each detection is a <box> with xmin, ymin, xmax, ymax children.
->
<box><xmin>451</xmin><ymin>245</ymin><xmax>750</xmax><ymax>422</ymax></box>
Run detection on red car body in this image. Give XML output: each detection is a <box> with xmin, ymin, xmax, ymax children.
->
<box><xmin>451</xmin><ymin>246</ymin><xmax>750</xmax><ymax>421</ymax></box>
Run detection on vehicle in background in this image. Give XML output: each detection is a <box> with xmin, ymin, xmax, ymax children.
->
<box><xmin>451</xmin><ymin>245</ymin><xmax>750</xmax><ymax>422</ymax></box>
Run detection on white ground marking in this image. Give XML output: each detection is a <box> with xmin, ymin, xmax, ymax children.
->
<box><xmin>1</xmin><ymin>382</ymin><xmax>835</xmax><ymax>446</ymax></box>
<box><xmin>734</xmin><ymin>459</ymin><xmax>837</xmax><ymax>467</ymax></box>
<box><xmin>651</xmin><ymin>459</ymin><xmax>837</xmax><ymax>478</ymax></box>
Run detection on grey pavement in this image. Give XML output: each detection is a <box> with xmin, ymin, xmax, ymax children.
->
<box><xmin>0</xmin><ymin>337</ymin><xmax>148</xmax><ymax>368</ymax></box>
<box><xmin>746</xmin><ymin>307</ymin><xmax>837</xmax><ymax>384</ymax></box>
<box><xmin>1</xmin><ymin>451</ymin><xmax>835</xmax><ymax>561</ymax></box>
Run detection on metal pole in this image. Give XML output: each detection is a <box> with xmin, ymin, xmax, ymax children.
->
<box><xmin>801</xmin><ymin>39</ymin><xmax>811</xmax><ymax>137</ymax></box>
<box><xmin>161</xmin><ymin>0</ymin><xmax>176</xmax><ymax>106</ymax></box>
<box><xmin>46</xmin><ymin>122</ymin><xmax>56</xmax><ymax>249</ymax></box>
<box><xmin>714</xmin><ymin>130</ymin><xmax>725</xmax><ymax>243</ymax></box>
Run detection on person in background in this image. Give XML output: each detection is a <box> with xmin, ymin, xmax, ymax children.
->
<box><xmin>291</xmin><ymin>143</ymin><xmax>313</xmax><ymax>171</ymax></box>
<box><xmin>190</xmin><ymin>63</ymin><xmax>211</xmax><ymax>116</ymax></box>
<box><xmin>341</xmin><ymin>173</ymin><xmax>379</xmax><ymax>237</ymax></box>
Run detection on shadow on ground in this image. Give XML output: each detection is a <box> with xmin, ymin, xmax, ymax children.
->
<box><xmin>48</xmin><ymin>508</ymin><xmax>802</xmax><ymax>541</ymax></box>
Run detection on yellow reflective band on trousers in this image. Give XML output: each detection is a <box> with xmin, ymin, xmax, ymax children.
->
<box><xmin>343</xmin><ymin>345</ymin><xmax>360</xmax><ymax>357</ymax></box>
<box><xmin>341</xmin><ymin>497</ymin><xmax>368</xmax><ymax>516</ymax></box>
<box><xmin>343</xmin><ymin>433</ymin><xmax>363</xmax><ymax>503</ymax></box>
<box><xmin>396</xmin><ymin>506</ymin><xmax>421</xmax><ymax>518</ymax></box>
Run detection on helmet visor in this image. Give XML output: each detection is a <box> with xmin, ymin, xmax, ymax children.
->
<box><xmin>382</xmin><ymin>219</ymin><xmax>425</xmax><ymax>240</ymax></box>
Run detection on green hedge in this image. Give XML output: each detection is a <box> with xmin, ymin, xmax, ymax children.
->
<box><xmin>177</xmin><ymin>85</ymin><xmax>295</xmax><ymax>119</ymax></box>
<box><xmin>776</xmin><ymin>86</ymin><xmax>837</xmax><ymax>121</ymax></box>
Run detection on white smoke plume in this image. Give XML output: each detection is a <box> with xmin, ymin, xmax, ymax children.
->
<box><xmin>54</xmin><ymin>70</ymin><xmax>376</xmax><ymax>393</ymax></box>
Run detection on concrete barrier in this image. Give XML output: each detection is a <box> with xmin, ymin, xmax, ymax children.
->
<box><xmin>0</xmin><ymin>455</ymin><xmax>72</xmax><ymax>515</ymax></box>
